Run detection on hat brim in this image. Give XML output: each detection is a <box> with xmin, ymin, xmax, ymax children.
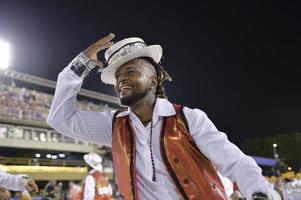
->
<box><xmin>101</xmin><ymin>45</ymin><xmax>162</xmax><ymax>85</ymax></box>
<box><xmin>84</xmin><ymin>154</ymin><xmax>103</xmax><ymax>172</ymax></box>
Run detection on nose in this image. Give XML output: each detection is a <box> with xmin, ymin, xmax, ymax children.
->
<box><xmin>116</xmin><ymin>72</ymin><xmax>129</xmax><ymax>83</ymax></box>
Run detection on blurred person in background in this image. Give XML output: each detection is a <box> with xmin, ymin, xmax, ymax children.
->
<box><xmin>0</xmin><ymin>169</ymin><xmax>38</xmax><ymax>192</ymax></box>
<box><xmin>82</xmin><ymin>152</ymin><xmax>113</xmax><ymax>200</ymax></box>
<box><xmin>281</xmin><ymin>177</ymin><xmax>301</xmax><ymax>200</ymax></box>
<box><xmin>20</xmin><ymin>190</ymin><xmax>32</xmax><ymax>200</ymax></box>
<box><xmin>0</xmin><ymin>188</ymin><xmax>11</xmax><ymax>200</ymax></box>
<box><xmin>43</xmin><ymin>180</ymin><xmax>57</xmax><ymax>200</ymax></box>
<box><xmin>68</xmin><ymin>181</ymin><xmax>82</xmax><ymax>200</ymax></box>
<box><xmin>54</xmin><ymin>182</ymin><xmax>63</xmax><ymax>200</ymax></box>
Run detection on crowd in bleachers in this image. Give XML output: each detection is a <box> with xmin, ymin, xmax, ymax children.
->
<box><xmin>0</xmin><ymin>83</ymin><xmax>113</xmax><ymax>122</ymax></box>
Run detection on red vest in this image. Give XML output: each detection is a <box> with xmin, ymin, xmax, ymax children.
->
<box><xmin>83</xmin><ymin>171</ymin><xmax>113</xmax><ymax>200</ymax></box>
<box><xmin>112</xmin><ymin>104</ymin><xmax>228</xmax><ymax>200</ymax></box>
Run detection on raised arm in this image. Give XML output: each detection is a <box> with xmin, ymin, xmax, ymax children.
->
<box><xmin>47</xmin><ymin>33</ymin><xmax>116</xmax><ymax>147</ymax></box>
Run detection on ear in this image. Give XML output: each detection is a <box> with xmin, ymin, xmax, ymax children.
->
<box><xmin>150</xmin><ymin>76</ymin><xmax>158</xmax><ymax>90</ymax></box>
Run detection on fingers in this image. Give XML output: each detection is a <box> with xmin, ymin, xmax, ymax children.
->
<box><xmin>26</xmin><ymin>180</ymin><xmax>39</xmax><ymax>192</ymax></box>
<box><xmin>33</xmin><ymin>182</ymin><xmax>39</xmax><ymax>192</ymax></box>
<box><xmin>94</xmin><ymin>40</ymin><xmax>115</xmax><ymax>52</ymax></box>
<box><xmin>94</xmin><ymin>33</ymin><xmax>115</xmax><ymax>46</ymax></box>
<box><xmin>95</xmin><ymin>41</ymin><xmax>114</xmax><ymax>52</ymax></box>
<box><xmin>84</xmin><ymin>33</ymin><xmax>115</xmax><ymax>59</ymax></box>
<box><xmin>93</xmin><ymin>33</ymin><xmax>115</xmax><ymax>51</ymax></box>
<box><xmin>91</xmin><ymin>59</ymin><xmax>104</xmax><ymax>68</ymax></box>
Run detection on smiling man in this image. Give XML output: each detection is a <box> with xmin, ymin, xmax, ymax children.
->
<box><xmin>47</xmin><ymin>33</ymin><xmax>280</xmax><ymax>200</ymax></box>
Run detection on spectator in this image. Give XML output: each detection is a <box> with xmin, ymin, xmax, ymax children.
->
<box><xmin>0</xmin><ymin>188</ymin><xmax>11</xmax><ymax>200</ymax></box>
<box><xmin>44</xmin><ymin>180</ymin><xmax>57</xmax><ymax>200</ymax></box>
<box><xmin>82</xmin><ymin>152</ymin><xmax>113</xmax><ymax>200</ymax></box>
<box><xmin>67</xmin><ymin>181</ymin><xmax>82</xmax><ymax>200</ymax></box>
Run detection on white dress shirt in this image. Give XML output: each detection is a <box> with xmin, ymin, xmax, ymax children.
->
<box><xmin>0</xmin><ymin>170</ymin><xmax>28</xmax><ymax>191</ymax></box>
<box><xmin>47</xmin><ymin>66</ymin><xmax>280</xmax><ymax>200</ymax></box>
<box><xmin>84</xmin><ymin>170</ymin><xmax>96</xmax><ymax>200</ymax></box>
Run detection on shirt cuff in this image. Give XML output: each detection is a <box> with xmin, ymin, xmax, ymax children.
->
<box><xmin>16</xmin><ymin>174</ymin><xmax>29</xmax><ymax>191</ymax></box>
<box><xmin>68</xmin><ymin>52</ymin><xmax>96</xmax><ymax>79</ymax></box>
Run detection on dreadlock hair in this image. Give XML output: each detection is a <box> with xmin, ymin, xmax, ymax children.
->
<box><xmin>141</xmin><ymin>57</ymin><xmax>172</xmax><ymax>99</ymax></box>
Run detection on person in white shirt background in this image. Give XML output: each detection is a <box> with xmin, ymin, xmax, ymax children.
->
<box><xmin>82</xmin><ymin>152</ymin><xmax>113</xmax><ymax>200</ymax></box>
<box><xmin>47</xmin><ymin>33</ymin><xmax>280</xmax><ymax>200</ymax></box>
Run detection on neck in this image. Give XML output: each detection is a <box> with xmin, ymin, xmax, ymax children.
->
<box><xmin>130</xmin><ymin>94</ymin><xmax>156</xmax><ymax>125</ymax></box>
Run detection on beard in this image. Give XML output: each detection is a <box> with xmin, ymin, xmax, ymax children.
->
<box><xmin>119</xmin><ymin>90</ymin><xmax>148</xmax><ymax>106</ymax></box>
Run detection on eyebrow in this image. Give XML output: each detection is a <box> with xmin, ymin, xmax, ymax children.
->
<box><xmin>115</xmin><ymin>66</ymin><xmax>137</xmax><ymax>77</ymax></box>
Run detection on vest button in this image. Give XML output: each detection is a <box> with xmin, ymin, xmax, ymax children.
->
<box><xmin>184</xmin><ymin>178</ymin><xmax>189</xmax><ymax>184</ymax></box>
<box><xmin>174</xmin><ymin>158</ymin><xmax>179</xmax><ymax>163</ymax></box>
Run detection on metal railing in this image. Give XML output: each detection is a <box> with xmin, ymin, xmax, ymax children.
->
<box><xmin>0</xmin><ymin>123</ymin><xmax>91</xmax><ymax>146</ymax></box>
<box><xmin>0</xmin><ymin>156</ymin><xmax>86</xmax><ymax>167</ymax></box>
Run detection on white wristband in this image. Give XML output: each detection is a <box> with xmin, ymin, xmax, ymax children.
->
<box><xmin>69</xmin><ymin>52</ymin><xmax>96</xmax><ymax>79</ymax></box>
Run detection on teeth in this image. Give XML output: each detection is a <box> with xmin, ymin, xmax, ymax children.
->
<box><xmin>120</xmin><ymin>86</ymin><xmax>131</xmax><ymax>91</ymax></box>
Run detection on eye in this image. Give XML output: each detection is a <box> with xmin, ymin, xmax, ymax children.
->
<box><xmin>127</xmin><ymin>70</ymin><xmax>136</xmax><ymax>76</ymax></box>
<box><xmin>115</xmin><ymin>74</ymin><xmax>120</xmax><ymax>80</ymax></box>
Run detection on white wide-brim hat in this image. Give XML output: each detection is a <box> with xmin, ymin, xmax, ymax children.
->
<box><xmin>83</xmin><ymin>152</ymin><xmax>103</xmax><ymax>172</ymax></box>
<box><xmin>101</xmin><ymin>37</ymin><xmax>162</xmax><ymax>85</ymax></box>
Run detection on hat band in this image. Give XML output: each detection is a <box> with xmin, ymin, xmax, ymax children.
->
<box><xmin>107</xmin><ymin>41</ymin><xmax>146</xmax><ymax>64</ymax></box>
<box><xmin>89</xmin><ymin>159</ymin><xmax>102</xmax><ymax>167</ymax></box>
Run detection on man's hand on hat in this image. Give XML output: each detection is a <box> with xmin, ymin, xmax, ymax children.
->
<box><xmin>84</xmin><ymin>33</ymin><xmax>115</xmax><ymax>68</ymax></box>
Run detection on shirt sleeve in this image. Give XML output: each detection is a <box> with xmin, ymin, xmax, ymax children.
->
<box><xmin>182</xmin><ymin>107</ymin><xmax>277</xmax><ymax>200</ymax></box>
<box><xmin>47</xmin><ymin>67</ymin><xmax>115</xmax><ymax>147</ymax></box>
<box><xmin>0</xmin><ymin>170</ymin><xmax>28</xmax><ymax>191</ymax></box>
<box><xmin>83</xmin><ymin>175</ymin><xmax>95</xmax><ymax>200</ymax></box>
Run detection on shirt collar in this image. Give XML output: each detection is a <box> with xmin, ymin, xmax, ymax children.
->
<box><xmin>89</xmin><ymin>169</ymin><xmax>97</xmax><ymax>174</ymax></box>
<box><xmin>116</xmin><ymin>98</ymin><xmax>176</xmax><ymax>118</ymax></box>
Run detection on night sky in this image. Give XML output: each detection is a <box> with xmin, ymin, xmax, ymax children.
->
<box><xmin>0</xmin><ymin>0</ymin><xmax>300</xmax><ymax>144</ymax></box>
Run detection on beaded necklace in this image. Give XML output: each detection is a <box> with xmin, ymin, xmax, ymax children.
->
<box><xmin>149</xmin><ymin>120</ymin><xmax>156</xmax><ymax>182</ymax></box>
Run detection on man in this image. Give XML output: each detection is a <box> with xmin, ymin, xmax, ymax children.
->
<box><xmin>0</xmin><ymin>169</ymin><xmax>38</xmax><ymax>192</ymax></box>
<box><xmin>47</xmin><ymin>33</ymin><xmax>280</xmax><ymax>200</ymax></box>
<box><xmin>44</xmin><ymin>180</ymin><xmax>57</xmax><ymax>199</ymax></box>
<box><xmin>82</xmin><ymin>152</ymin><xmax>113</xmax><ymax>200</ymax></box>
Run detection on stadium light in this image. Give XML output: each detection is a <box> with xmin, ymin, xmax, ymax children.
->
<box><xmin>58</xmin><ymin>153</ymin><xmax>65</xmax><ymax>158</ymax></box>
<box><xmin>273</xmin><ymin>143</ymin><xmax>279</xmax><ymax>159</ymax></box>
<box><xmin>0</xmin><ymin>40</ymin><xmax>10</xmax><ymax>69</ymax></box>
<box><xmin>35</xmin><ymin>153</ymin><xmax>41</xmax><ymax>158</ymax></box>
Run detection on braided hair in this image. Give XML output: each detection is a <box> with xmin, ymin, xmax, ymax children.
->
<box><xmin>141</xmin><ymin>57</ymin><xmax>172</xmax><ymax>99</ymax></box>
